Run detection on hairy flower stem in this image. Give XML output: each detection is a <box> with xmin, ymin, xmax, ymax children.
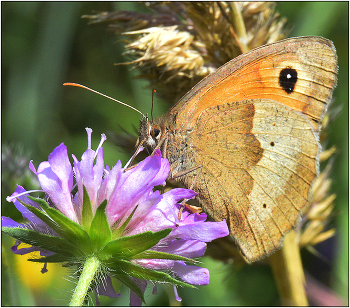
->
<box><xmin>269</xmin><ymin>231</ymin><xmax>308</xmax><ymax>306</ymax></box>
<box><xmin>70</xmin><ymin>255</ymin><xmax>100</xmax><ymax>306</ymax></box>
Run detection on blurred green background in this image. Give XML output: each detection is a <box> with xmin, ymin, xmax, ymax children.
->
<box><xmin>2</xmin><ymin>2</ymin><xmax>348</xmax><ymax>306</ymax></box>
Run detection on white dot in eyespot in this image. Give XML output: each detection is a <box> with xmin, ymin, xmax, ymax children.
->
<box><xmin>287</xmin><ymin>73</ymin><xmax>292</xmax><ymax>79</ymax></box>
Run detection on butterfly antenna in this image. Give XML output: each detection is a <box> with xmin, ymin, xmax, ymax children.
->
<box><xmin>63</xmin><ymin>83</ymin><xmax>145</xmax><ymax>117</ymax></box>
<box><xmin>151</xmin><ymin>89</ymin><xmax>157</xmax><ymax>122</ymax></box>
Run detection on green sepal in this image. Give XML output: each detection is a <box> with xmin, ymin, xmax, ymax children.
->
<box><xmin>112</xmin><ymin>273</ymin><xmax>145</xmax><ymax>304</ymax></box>
<box><xmin>27</xmin><ymin>196</ymin><xmax>92</xmax><ymax>250</ymax></box>
<box><xmin>26</xmin><ymin>195</ymin><xmax>52</xmax><ymax>211</ymax></box>
<box><xmin>1</xmin><ymin>227</ymin><xmax>78</xmax><ymax>256</ymax></box>
<box><xmin>17</xmin><ymin>200</ymin><xmax>62</xmax><ymax>234</ymax></box>
<box><xmin>81</xmin><ymin>186</ymin><xmax>93</xmax><ymax>230</ymax></box>
<box><xmin>89</xmin><ymin>200</ymin><xmax>111</xmax><ymax>250</ymax></box>
<box><xmin>107</xmin><ymin>259</ymin><xmax>194</xmax><ymax>289</ymax></box>
<box><xmin>133</xmin><ymin>250</ymin><xmax>196</xmax><ymax>264</ymax></box>
<box><xmin>100</xmin><ymin>228</ymin><xmax>172</xmax><ymax>260</ymax></box>
<box><xmin>112</xmin><ymin>205</ymin><xmax>138</xmax><ymax>239</ymax></box>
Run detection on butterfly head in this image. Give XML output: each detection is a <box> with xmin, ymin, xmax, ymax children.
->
<box><xmin>137</xmin><ymin>115</ymin><xmax>164</xmax><ymax>154</ymax></box>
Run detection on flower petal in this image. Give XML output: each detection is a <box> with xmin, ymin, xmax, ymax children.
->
<box><xmin>125</xmin><ymin>191</ymin><xmax>163</xmax><ymax>233</ymax></box>
<box><xmin>171</xmin><ymin>219</ymin><xmax>229</xmax><ymax>242</ymax></box>
<box><xmin>130</xmin><ymin>278</ymin><xmax>147</xmax><ymax>306</ymax></box>
<box><xmin>173</xmin><ymin>261</ymin><xmax>209</xmax><ymax>285</ymax></box>
<box><xmin>130</xmin><ymin>188</ymin><xmax>197</xmax><ymax>234</ymax></box>
<box><xmin>74</xmin><ymin>147</ymin><xmax>105</xmax><ymax>211</ymax></box>
<box><xmin>100</xmin><ymin>160</ymin><xmax>123</xmax><ymax>204</ymax></box>
<box><xmin>7</xmin><ymin>185</ymin><xmax>45</xmax><ymax>225</ymax></box>
<box><xmin>11</xmin><ymin>241</ymin><xmax>39</xmax><ymax>255</ymax></box>
<box><xmin>37</xmin><ymin>144</ymin><xmax>77</xmax><ymax>222</ymax></box>
<box><xmin>156</xmin><ymin>239</ymin><xmax>206</xmax><ymax>258</ymax></box>
<box><xmin>48</xmin><ymin>143</ymin><xmax>74</xmax><ymax>193</ymax></box>
<box><xmin>2</xmin><ymin>216</ymin><xmax>24</xmax><ymax>228</ymax></box>
<box><xmin>97</xmin><ymin>275</ymin><xmax>121</xmax><ymax>298</ymax></box>
<box><xmin>106</xmin><ymin>153</ymin><xmax>167</xmax><ymax>226</ymax></box>
<box><xmin>173</xmin><ymin>285</ymin><xmax>182</xmax><ymax>302</ymax></box>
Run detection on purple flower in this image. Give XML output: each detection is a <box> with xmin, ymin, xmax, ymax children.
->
<box><xmin>2</xmin><ymin>128</ymin><xmax>229</xmax><ymax>306</ymax></box>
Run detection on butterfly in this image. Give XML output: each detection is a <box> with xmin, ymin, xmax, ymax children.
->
<box><xmin>138</xmin><ymin>36</ymin><xmax>338</xmax><ymax>262</ymax></box>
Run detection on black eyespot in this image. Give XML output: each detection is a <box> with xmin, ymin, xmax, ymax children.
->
<box><xmin>150</xmin><ymin>125</ymin><xmax>161</xmax><ymax>139</ymax></box>
<box><xmin>270</xmin><ymin>141</ymin><xmax>275</xmax><ymax>146</ymax></box>
<box><xmin>263</xmin><ymin>203</ymin><xmax>267</xmax><ymax>209</ymax></box>
<box><xmin>279</xmin><ymin>67</ymin><xmax>297</xmax><ymax>94</ymax></box>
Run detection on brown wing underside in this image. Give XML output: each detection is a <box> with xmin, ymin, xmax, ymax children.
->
<box><xmin>187</xmin><ymin>99</ymin><xmax>319</xmax><ymax>262</ymax></box>
<box><xmin>156</xmin><ymin>36</ymin><xmax>337</xmax><ymax>262</ymax></box>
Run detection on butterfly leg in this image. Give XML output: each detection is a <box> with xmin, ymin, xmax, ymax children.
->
<box><xmin>170</xmin><ymin>165</ymin><xmax>203</xmax><ymax>220</ymax></box>
<box><xmin>124</xmin><ymin>138</ymin><xmax>146</xmax><ymax>169</ymax></box>
<box><xmin>126</xmin><ymin>131</ymin><xmax>169</xmax><ymax>171</ymax></box>
<box><xmin>150</xmin><ymin>131</ymin><xmax>169</xmax><ymax>156</ymax></box>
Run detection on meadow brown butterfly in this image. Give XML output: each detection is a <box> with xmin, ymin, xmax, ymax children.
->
<box><xmin>138</xmin><ymin>36</ymin><xmax>338</xmax><ymax>262</ymax></box>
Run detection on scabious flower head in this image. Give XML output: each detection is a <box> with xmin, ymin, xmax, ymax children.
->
<box><xmin>2</xmin><ymin>128</ymin><xmax>229</xmax><ymax>306</ymax></box>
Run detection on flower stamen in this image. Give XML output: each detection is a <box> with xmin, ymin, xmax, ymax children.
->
<box><xmin>6</xmin><ymin>189</ymin><xmax>43</xmax><ymax>202</ymax></box>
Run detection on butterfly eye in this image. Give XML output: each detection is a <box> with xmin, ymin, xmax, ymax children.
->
<box><xmin>150</xmin><ymin>125</ymin><xmax>161</xmax><ymax>140</ymax></box>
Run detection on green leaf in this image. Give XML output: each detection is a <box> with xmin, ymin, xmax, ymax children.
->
<box><xmin>28</xmin><ymin>196</ymin><xmax>92</xmax><ymax>250</ymax></box>
<box><xmin>107</xmin><ymin>259</ymin><xmax>194</xmax><ymax>289</ymax></box>
<box><xmin>112</xmin><ymin>205</ymin><xmax>138</xmax><ymax>238</ymax></box>
<box><xmin>100</xmin><ymin>229</ymin><xmax>172</xmax><ymax>260</ymax></box>
<box><xmin>2</xmin><ymin>227</ymin><xmax>78</xmax><ymax>256</ymax></box>
<box><xmin>81</xmin><ymin>186</ymin><xmax>93</xmax><ymax>230</ymax></box>
<box><xmin>133</xmin><ymin>250</ymin><xmax>196</xmax><ymax>264</ymax></box>
<box><xmin>112</xmin><ymin>273</ymin><xmax>145</xmax><ymax>304</ymax></box>
<box><xmin>89</xmin><ymin>200</ymin><xmax>111</xmax><ymax>250</ymax></box>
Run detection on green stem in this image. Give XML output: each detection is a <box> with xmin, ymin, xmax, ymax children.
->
<box><xmin>269</xmin><ymin>231</ymin><xmax>308</xmax><ymax>306</ymax></box>
<box><xmin>70</xmin><ymin>255</ymin><xmax>100</xmax><ymax>306</ymax></box>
